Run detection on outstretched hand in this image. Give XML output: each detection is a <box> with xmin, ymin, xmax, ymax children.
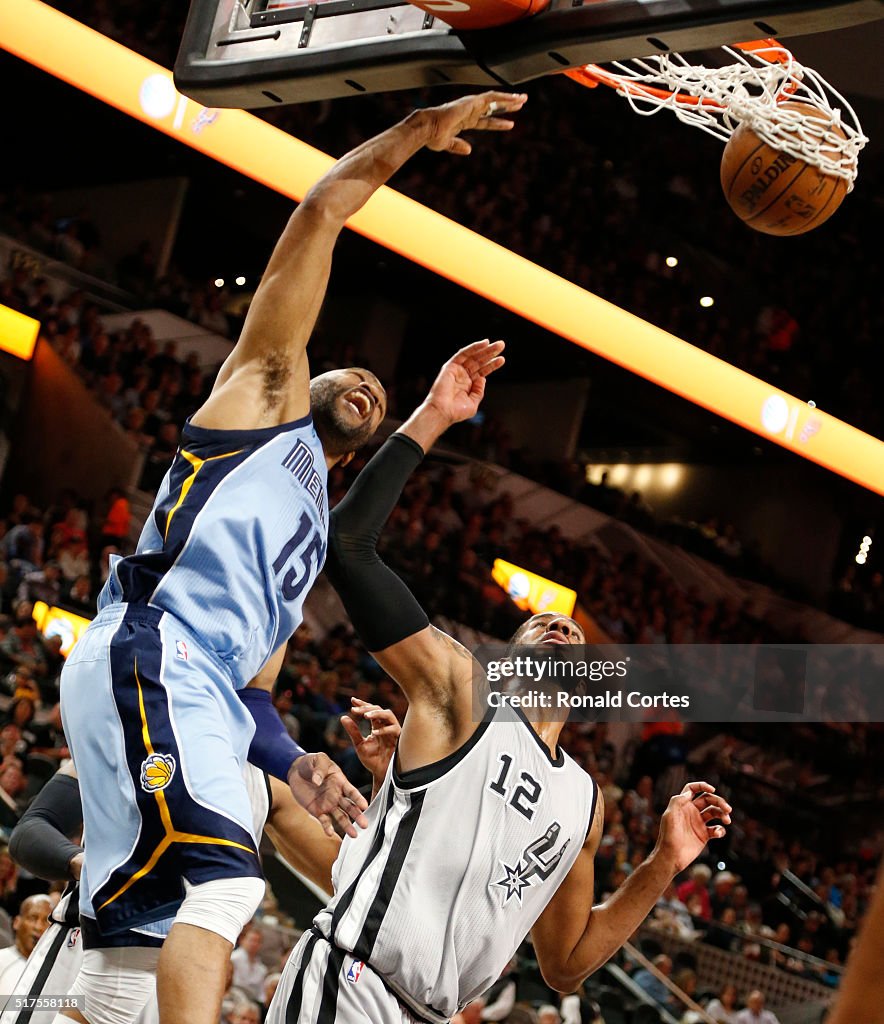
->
<box><xmin>288</xmin><ymin>751</ymin><xmax>369</xmax><ymax>839</ymax></box>
<box><xmin>424</xmin><ymin>92</ymin><xmax>528</xmax><ymax>156</ymax></box>
<box><xmin>654</xmin><ymin>782</ymin><xmax>732</xmax><ymax>875</ymax></box>
<box><xmin>424</xmin><ymin>339</ymin><xmax>505</xmax><ymax>426</ymax></box>
<box><xmin>341</xmin><ymin>698</ymin><xmax>401</xmax><ymax>785</ymax></box>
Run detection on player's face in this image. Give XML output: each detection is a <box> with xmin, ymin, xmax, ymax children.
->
<box><xmin>310</xmin><ymin>367</ymin><xmax>387</xmax><ymax>458</ymax></box>
<box><xmin>16</xmin><ymin>898</ymin><xmax>50</xmax><ymax>954</ymax></box>
<box><xmin>509</xmin><ymin>613</ymin><xmax>585</xmax><ymax>646</ymax></box>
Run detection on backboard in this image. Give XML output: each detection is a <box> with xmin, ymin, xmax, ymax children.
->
<box><xmin>174</xmin><ymin>0</ymin><xmax>884</xmax><ymax>108</ymax></box>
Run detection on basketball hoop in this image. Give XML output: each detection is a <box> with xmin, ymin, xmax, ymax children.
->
<box><xmin>566</xmin><ymin>40</ymin><xmax>866</xmax><ymax>188</ymax></box>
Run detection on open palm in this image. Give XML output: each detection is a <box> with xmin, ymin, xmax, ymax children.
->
<box><xmin>425</xmin><ymin>339</ymin><xmax>505</xmax><ymax>425</ymax></box>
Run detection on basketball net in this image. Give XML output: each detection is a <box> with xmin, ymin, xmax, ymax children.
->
<box><xmin>567</xmin><ymin>40</ymin><xmax>866</xmax><ymax>188</ymax></box>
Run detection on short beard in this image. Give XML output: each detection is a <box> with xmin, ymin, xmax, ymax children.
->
<box><xmin>310</xmin><ymin>378</ymin><xmax>376</xmax><ymax>457</ymax></box>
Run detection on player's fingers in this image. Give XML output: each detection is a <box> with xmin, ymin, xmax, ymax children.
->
<box><xmin>340</xmin><ymin>716</ymin><xmax>363</xmax><ymax>745</ymax></box>
<box><xmin>477</xmin><ymin>91</ymin><xmax>528</xmax><ymax>114</ymax></box>
<box><xmin>459</xmin><ymin>340</ymin><xmax>505</xmax><ymax>374</ymax></box>
<box><xmin>700</xmin><ymin>805</ymin><xmax>732</xmax><ymax>824</ymax></box>
<box><xmin>317</xmin><ymin>812</ymin><xmax>336</xmax><ymax>839</ymax></box>
<box><xmin>682</xmin><ymin>781</ymin><xmax>715</xmax><ymax>798</ymax></box>
<box><xmin>452</xmin><ymin>339</ymin><xmax>498</xmax><ymax>363</ymax></box>
<box><xmin>365</xmin><ymin>708</ymin><xmax>398</xmax><ymax>727</ymax></box>
<box><xmin>477</xmin><ymin>356</ymin><xmax>505</xmax><ymax>377</ymax></box>
<box><xmin>475</xmin><ymin>118</ymin><xmax>516</xmax><ymax>132</ymax></box>
<box><xmin>448</xmin><ymin>138</ymin><xmax>472</xmax><ymax>156</ymax></box>
<box><xmin>699</xmin><ymin>794</ymin><xmax>733</xmax><ymax>814</ymax></box>
<box><xmin>328</xmin><ymin>806</ymin><xmax>356</xmax><ymax>838</ymax></box>
<box><xmin>706</xmin><ymin>824</ymin><xmax>727</xmax><ymax>840</ymax></box>
<box><xmin>370</xmin><ymin>723</ymin><xmax>401</xmax><ymax>740</ymax></box>
<box><xmin>343</xmin><ymin>785</ymin><xmax>369</xmax><ymax>813</ymax></box>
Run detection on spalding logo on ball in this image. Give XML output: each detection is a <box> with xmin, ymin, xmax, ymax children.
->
<box><xmin>721</xmin><ymin>102</ymin><xmax>852</xmax><ymax>236</ymax></box>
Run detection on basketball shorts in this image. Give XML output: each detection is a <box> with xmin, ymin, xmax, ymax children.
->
<box><xmin>60</xmin><ymin>603</ymin><xmax>263</xmax><ymax>936</ymax></box>
<box><xmin>267</xmin><ymin>928</ymin><xmax>428</xmax><ymax>1024</ymax></box>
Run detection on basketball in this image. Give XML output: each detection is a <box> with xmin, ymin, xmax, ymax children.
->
<box><xmin>720</xmin><ymin>101</ymin><xmax>851</xmax><ymax>235</ymax></box>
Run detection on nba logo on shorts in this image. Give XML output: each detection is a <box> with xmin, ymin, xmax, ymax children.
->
<box><xmin>346</xmin><ymin>959</ymin><xmax>365</xmax><ymax>984</ymax></box>
<box><xmin>176</xmin><ymin>640</ymin><xmax>189</xmax><ymax>661</ymax></box>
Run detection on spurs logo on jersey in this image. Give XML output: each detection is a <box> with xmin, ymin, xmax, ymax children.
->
<box><xmin>493</xmin><ymin>822</ymin><xmax>571</xmax><ymax>905</ymax></box>
<box><xmin>486</xmin><ymin>752</ymin><xmax>572</xmax><ymax>905</ymax></box>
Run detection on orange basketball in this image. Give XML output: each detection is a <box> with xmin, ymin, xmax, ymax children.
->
<box><xmin>720</xmin><ymin>101</ymin><xmax>850</xmax><ymax>236</ymax></box>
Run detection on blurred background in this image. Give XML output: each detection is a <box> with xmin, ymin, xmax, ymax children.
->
<box><xmin>0</xmin><ymin>2</ymin><xmax>882</xmax><ymax>1021</ymax></box>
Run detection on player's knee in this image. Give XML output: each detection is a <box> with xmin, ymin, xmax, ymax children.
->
<box><xmin>175</xmin><ymin>876</ymin><xmax>266</xmax><ymax>945</ymax></box>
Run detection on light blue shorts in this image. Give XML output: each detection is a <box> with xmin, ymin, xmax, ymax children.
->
<box><xmin>60</xmin><ymin>602</ymin><xmax>262</xmax><ymax>936</ymax></box>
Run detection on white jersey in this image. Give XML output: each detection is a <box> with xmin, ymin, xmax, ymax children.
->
<box><xmin>314</xmin><ymin>708</ymin><xmax>597</xmax><ymax>1023</ymax></box>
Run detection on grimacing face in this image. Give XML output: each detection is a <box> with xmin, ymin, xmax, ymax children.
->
<box><xmin>508</xmin><ymin>612</ymin><xmax>585</xmax><ymax>647</ymax></box>
<box><xmin>309</xmin><ymin>368</ymin><xmax>387</xmax><ymax>459</ymax></box>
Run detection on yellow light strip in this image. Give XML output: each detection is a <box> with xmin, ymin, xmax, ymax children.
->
<box><xmin>0</xmin><ymin>303</ymin><xmax>39</xmax><ymax>360</ymax></box>
<box><xmin>2</xmin><ymin>0</ymin><xmax>882</xmax><ymax>495</ymax></box>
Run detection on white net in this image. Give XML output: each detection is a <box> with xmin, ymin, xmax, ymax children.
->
<box><xmin>572</xmin><ymin>42</ymin><xmax>866</xmax><ymax>188</ymax></box>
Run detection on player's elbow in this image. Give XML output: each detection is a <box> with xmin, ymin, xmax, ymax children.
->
<box><xmin>299</xmin><ymin>183</ymin><xmax>353</xmax><ymax>228</ymax></box>
<box><xmin>539</xmin><ymin>962</ymin><xmax>581</xmax><ymax>995</ymax></box>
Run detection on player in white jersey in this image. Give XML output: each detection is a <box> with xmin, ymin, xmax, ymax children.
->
<box><xmin>58</xmin><ymin>91</ymin><xmax>527</xmax><ymax>1024</ymax></box>
<box><xmin>5</xmin><ymin>700</ymin><xmax>400</xmax><ymax>1024</ymax></box>
<box><xmin>268</xmin><ymin>341</ymin><xmax>734</xmax><ymax>1024</ymax></box>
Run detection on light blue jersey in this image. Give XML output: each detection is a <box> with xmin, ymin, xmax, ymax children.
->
<box><xmin>99</xmin><ymin>412</ymin><xmax>328</xmax><ymax>688</ymax></box>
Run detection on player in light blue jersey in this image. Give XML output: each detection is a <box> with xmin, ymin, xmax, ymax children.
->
<box><xmin>58</xmin><ymin>90</ymin><xmax>528</xmax><ymax>1024</ymax></box>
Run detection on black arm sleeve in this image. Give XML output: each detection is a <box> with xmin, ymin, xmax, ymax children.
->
<box><xmin>9</xmin><ymin>773</ymin><xmax>83</xmax><ymax>882</ymax></box>
<box><xmin>325</xmin><ymin>432</ymin><xmax>431</xmax><ymax>651</ymax></box>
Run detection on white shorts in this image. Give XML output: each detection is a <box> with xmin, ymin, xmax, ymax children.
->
<box><xmin>266</xmin><ymin>929</ymin><xmax>425</xmax><ymax>1024</ymax></box>
<box><xmin>0</xmin><ymin>922</ymin><xmax>159</xmax><ymax>1024</ymax></box>
<box><xmin>0</xmin><ymin>921</ymin><xmax>83</xmax><ymax>1024</ymax></box>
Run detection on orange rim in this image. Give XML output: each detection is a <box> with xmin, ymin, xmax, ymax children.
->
<box><xmin>566</xmin><ymin>38</ymin><xmax>798</xmax><ymax>108</ymax></box>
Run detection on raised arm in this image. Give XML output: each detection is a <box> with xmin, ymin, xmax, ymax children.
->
<box><xmin>325</xmin><ymin>340</ymin><xmax>504</xmax><ymax>707</ymax></box>
<box><xmin>192</xmin><ymin>94</ymin><xmax>525</xmax><ymax>432</ymax></box>
<box><xmin>532</xmin><ymin>783</ymin><xmax>731</xmax><ymax>992</ymax></box>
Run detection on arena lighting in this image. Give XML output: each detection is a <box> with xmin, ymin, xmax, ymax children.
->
<box><xmin>32</xmin><ymin>601</ymin><xmax>91</xmax><ymax>656</ymax></box>
<box><xmin>665</xmin><ymin>256</ymin><xmax>678</xmax><ymax>268</ymax></box>
<box><xmin>492</xmin><ymin>559</ymin><xmax>577</xmax><ymax>617</ymax></box>
<box><xmin>0</xmin><ymin>304</ymin><xmax>39</xmax><ymax>361</ymax></box>
<box><xmin>3</xmin><ymin>1</ymin><xmax>884</xmax><ymax>497</ymax></box>
<box><xmin>214</xmin><ymin>277</ymin><xmax>225</xmax><ymax>288</ymax></box>
<box><xmin>699</xmin><ymin>296</ymin><xmax>715</xmax><ymax>308</ymax></box>
<box><xmin>856</xmin><ymin>553</ymin><xmax>867</xmax><ymax>564</ymax></box>
<box><xmin>235</xmin><ymin>276</ymin><xmax>247</xmax><ymax>286</ymax></box>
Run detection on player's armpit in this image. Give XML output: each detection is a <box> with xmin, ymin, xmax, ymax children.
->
<box><xmin>371</xmin><ymin>625</ymin><xmax>476</xmax><ymax>707</ymax></box>
<box><xmin>192</xmin><ymin>206</ymin><xmax>337</xmax><ymax>431</ymax></box>
<box><xmin>265</xmin><ymin>775</ymin><xmax>339</xmax><ymax>897</ymax></box>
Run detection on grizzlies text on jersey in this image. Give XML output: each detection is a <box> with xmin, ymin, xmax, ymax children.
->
<box><xmin>103</xmin><ymin>413</ymin><xmax>328</xmax><ymax>688</ymax></box>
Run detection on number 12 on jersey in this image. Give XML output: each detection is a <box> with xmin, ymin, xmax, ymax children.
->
<box><xmin>489</xmin><ymin>753</ymin><xmax>542</xmax><ymax>821</ymax></box>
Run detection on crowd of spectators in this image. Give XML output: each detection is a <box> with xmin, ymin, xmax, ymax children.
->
<box><xmin>325</xmin><ymin>454</ymin><xmax>786</xmax><ymax>646</ymax></box>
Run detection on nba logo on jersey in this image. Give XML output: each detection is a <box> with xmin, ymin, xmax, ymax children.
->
<box><xmin>176</xmin><ymin>640</ymin><xmax>189</xmax><ymax>661</ymax></box>
<box><xmin>346</xmin><ymin>959</ymin><xmax>365</xmax><ymax>984</ymax></box>
<box><xmin>67</xmin><ymin>927</ymin><xmax>81</xmax><ymax>949</ymax></box>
